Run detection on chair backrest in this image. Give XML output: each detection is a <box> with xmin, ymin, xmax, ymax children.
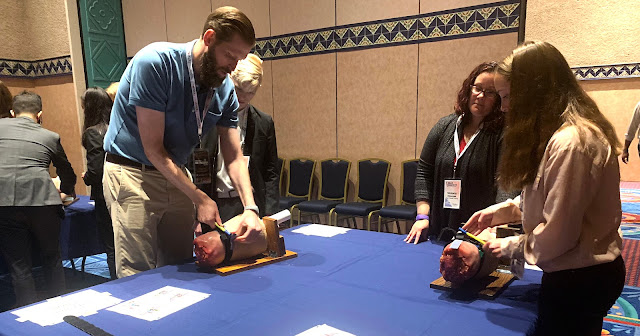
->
<box><xmin>286</xmin><ymin>158</ymin><xmax>316</xmax><ymax>199</ymax></box>
<box><xmin>277</xmin><ymin>157</ymin><xmax>285</xmax><ymax>195</ymax></box>
<box><xmin>319</xmin><ymin>158</ymin><xmax>351</xmax><ymax>201</ymax></box>
<box><xmin>401</xmin><ymin>159</ymin><xmax>419</xmax><ymax>204</ymax></box>
<box><xmin>356</xmin><ymin>158</ymin><xmax>391</xmax><ymax>205</ymax></box>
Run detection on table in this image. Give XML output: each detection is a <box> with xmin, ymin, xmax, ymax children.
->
<box><xmin>0</xmin><ymin>196</ymin><xmax>103</xmax><ymax>275</ymax></box>
<box><xmin>0</xmin><ymin>225</ymin><xmax>542</xmax><ymax>335</ymax></box>
<box><xmin>59</xmin><ymin>195</ymin><xmax>104</xmax><ymax>268</ymax></box>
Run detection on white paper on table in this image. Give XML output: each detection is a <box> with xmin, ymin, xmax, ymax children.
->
<box><xmin>11</xmin><ymin>290</ymin><xmax>122</xmax><ymax>327</ymax></box>
<box><xmin>296</xmin><ymin>324</ymin><xmax>357</xmax><ymax>336</ymax></box>
<box><xmin>88</xmin><ymin>201</ymin><xmax>95</xmax><ymax>205</ymax></box>
<box><xmin>291</xmin><ymin>224</ymin><xmax>350</xmax><ymax>238</ymax></box>
<box><xmin>107</xmin><ymin>286</ymin><xmax>209</xmax><ymax>321</ymax></box>
<box><xmin>525</xmin><ymin>263</ymin><xmax>542</xmax><ymax>272</ymax></box>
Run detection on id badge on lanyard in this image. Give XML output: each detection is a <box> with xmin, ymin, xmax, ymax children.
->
<box><xmin>187</xmin><ymin>41</ymin><xmax>215</xmax><ymax>185</ymax></box>
<box><xmin>443</xmin><ymin>116</ymin><xmax>481</xmax><ymax>210</ymax></box>
<box><xmin>192</xmin><ymin>148</ymin><xmax>212</xmax><ymax>185</ymax></box>
<box><xmin>443</xmin><ymin>179</ymin><xmax>461</xmax><ymax>209</ymax></box>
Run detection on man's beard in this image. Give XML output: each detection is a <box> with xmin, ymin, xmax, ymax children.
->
<box><xmin>199</xmin><ymin>45</ymin><xmax>226</xmax><ymax>89</ymax></box>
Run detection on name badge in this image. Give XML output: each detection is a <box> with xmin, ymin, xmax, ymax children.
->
<box><xmin>192</xmin><ymin>148</ymin><xmax>212</xmax><ymax>185</ymax></box>
<box><xmin>443</xmin><ymin>179</ymin><xmax>461</xmax><ymax>209</ymax></box>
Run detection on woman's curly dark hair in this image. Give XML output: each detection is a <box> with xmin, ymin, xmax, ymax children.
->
<box><xmin>453</xmin><ymin>62</ymin><xmax>503</xmax><ymax>132</ymax></box>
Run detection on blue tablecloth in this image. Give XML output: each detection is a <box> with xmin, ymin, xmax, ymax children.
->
<box><xmin>59</xmin><ymin>195</ymin><xmax>104</xmax><ymax>260</ymax></box>
<box><xmin>0</xmin><ymin>225</ymin><xmax>542</xmax><ymax>335</ymax></box>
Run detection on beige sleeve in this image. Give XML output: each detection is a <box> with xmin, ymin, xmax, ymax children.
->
<box><xmin>521</xmin><ymin>144</ymin><xmax>600</xmax><ymax>266</ymax></box>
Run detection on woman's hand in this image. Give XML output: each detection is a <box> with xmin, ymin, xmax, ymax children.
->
<box><xmin>404</xmin><ymin>219</ymin><xmax>429</xmax><ymax>244</ymax></box>
<box><xmin>463</xmin><ymin>206</ymin><xmax>498</xmax><ymax>235</ymax></box>
<box><xmin>483</xmin><ymin>239</ymin><xmax>505</xmax><ymax>258</ymax></box>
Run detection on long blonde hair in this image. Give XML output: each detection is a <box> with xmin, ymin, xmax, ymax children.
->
<box><xmin>497</xmin><ymin>41</ymin><xmax>621</xmax><ymax>190</ymax></box>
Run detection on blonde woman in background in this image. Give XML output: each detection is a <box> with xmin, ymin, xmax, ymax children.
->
<box><xmin>105</xmin><ymin>82</ymin><xmax>119</xmax><ymax>102</ymax></box>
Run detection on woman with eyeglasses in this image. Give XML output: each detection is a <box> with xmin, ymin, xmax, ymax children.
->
<box><xmin>464</xmin><ymin>41</ymin><xmax>624</xmax><ymax>336</ymax></box>
<box><xmin>405</xmin><ymin>62</ymin><xmax>513</xmax><ymax>244</ymax></box>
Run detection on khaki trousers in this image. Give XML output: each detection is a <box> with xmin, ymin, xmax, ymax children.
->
<box><xmin>103</xmin><ymin>162</ymin><xmax>195</xmax><ymax>278</ymax></box>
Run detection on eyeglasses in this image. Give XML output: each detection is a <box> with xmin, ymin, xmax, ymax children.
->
<box><xmin>470</xmin><ymin>85</ymin><xmax>498</xmax><ymax>98</ymax></box>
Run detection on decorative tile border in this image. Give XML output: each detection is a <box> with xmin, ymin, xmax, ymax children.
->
<box><xmin>253</xmin><ymin>0</ymin><xmax>520</xmax><ymax>61</ymax></box>
<box><xmin>573</xmin><ymin>63</ymin><xmax>640</xmax><ymax>81</ymax></box>
<box><xmin>0</xmin><ymin>55</ymin><xmax>72</xmax><ymax>79</ymax></box>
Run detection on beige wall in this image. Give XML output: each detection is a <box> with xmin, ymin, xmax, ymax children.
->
<box><xmin>0</xmin><ymin>0</ymin><xmax>70</xmax><ymax>60</ymax></box>
<box><xmin>25</xmin><ymin>0</ymin><xmax>71</xmax><ymax>60</ymax></box>
<box><xmin>526</xmin><ymin>0</ymin><xmax>640</xmax><ymax>181</ymax></box>
<box><xmin>526</xmin><ymin>0</ymin><xmax>640</xmax><ymax>66</ymax></box>
<box><xmin>0</xmin><ymin>0</ymin><xmax>29</xmax><ymax>60</ymax></box>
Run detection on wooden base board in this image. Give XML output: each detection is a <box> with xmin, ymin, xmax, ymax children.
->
<box><xmin>213</xmin><ymin>250</ymin><xmax>298</xmax><ymax>276</ymax></box>
<box><xmin>430</xmin><ymin>271</ymin><xmax>515</xmax><ymax>299</ymax></box>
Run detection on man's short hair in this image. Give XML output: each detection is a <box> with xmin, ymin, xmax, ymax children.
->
<box><xmin>202</xmin><ymin>6</ymin><xmax>255</xmax><ymax>46</ymax></box>
<box><xmin>231</xmin><ymin>53</ymin><xmax>263</xmax><ymax>92</ymax></box>
<box><xmin>12</xmin><ymin>91</ymin><xmax>42</xmax><ymax>115</ymax></box>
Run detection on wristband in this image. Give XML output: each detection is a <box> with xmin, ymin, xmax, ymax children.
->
<box><xmin>244</xmin><ymin>205</ymin><xmax>260</xmax><ymax>215</ymax></box>
<box><xmin>416</xmin><ymin>214</ymin><xmax>429</xmax><ymax>221</ymax></box>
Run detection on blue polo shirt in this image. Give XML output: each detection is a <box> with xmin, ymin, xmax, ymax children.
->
<box><xmin>104</xmin><ymin>40</ymin><xmax>238</xmax><ymax>166</ymax></box>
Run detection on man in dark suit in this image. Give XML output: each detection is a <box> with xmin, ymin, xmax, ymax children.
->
<box><xmin>196</xmin><ymin>53</ymin><xmax>279</xmax><ymax>232</ymax></box>
<box><xmin>0</xmin><ymin>91</ymin><xmax>76</xmax><ymax>307</ymax></box>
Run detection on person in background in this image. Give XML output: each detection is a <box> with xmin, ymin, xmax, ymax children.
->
<box><xmin>0</xmin><ymin>81</ymin><xmax>12</xmax><ymax>118</ymax></box>
<box><xmin>81</xmin><ymin>87</ymin><xmax>116</xmax><ymax>279</ymax></box>
<box><xmin>621</xmin><ymin>101</ymin><xmax>640</xmax><ymax>163</ymax></box>
<box><xmin>105</xmin><ymin>82</ymin><xmax>119</xmax><ymax>102</ymax></box>
<box><xmin>197</xmin><ymin>53</ymin><xmax>279</xmax><ymax>229</ymax></box>
<box><xmin>0</xmin><ymin>91</ymin><xmax>76</xmax><ymax>307</ymax></box>
<box><xmin>464</xmin><ymin>41</ymin><xmax>624</xmax><ymax>336</ymax></box>
<box><xmin>405</xmin><ymin>62</ymin><xmax>508</xmax><ymax>244</ymax></box>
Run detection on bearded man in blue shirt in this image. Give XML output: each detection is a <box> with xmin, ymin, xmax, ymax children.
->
<box><xmin>103</xmin><ymin>7</ymin><xmax>262</xmax><ymax>278</ymax></box>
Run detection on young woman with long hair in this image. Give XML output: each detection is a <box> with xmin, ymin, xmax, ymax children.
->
<box><xmin>81</xmin><ymin>87</ymin><xmax>117</xmax><ymax>279</ymax></box>
<box><xmin>463</xmin><ymin>41</ymin><xmax>624</xmax><ymax>336</ymax></box>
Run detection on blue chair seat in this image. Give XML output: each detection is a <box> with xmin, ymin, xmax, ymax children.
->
<box><xmin>379</xmin><ymin>205</ymin><xmax>417</xmax><ymax>220</ymax></box>
<box><xmin>334</xmin><ymin>202</ymin><xmax>382</xmax><ymax>216</ymax></box>
<box><xmin>298</xmin><ymin>200</ymin><xmax>342</xmax><ymax>213</ymax></box>
<box><xmin>279</xmin><ymin>196</ymin><xmax>307</xmax><ymax>210</ymax></box>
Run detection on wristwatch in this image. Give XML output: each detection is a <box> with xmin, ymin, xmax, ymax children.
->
<box><xmin>415</xmin><ymin>214</ymin><xmax>429</xmax><ymax>221</ymax></box>
<box><xmin>244</xmin><ymin>205</ymin><xmax>260</xmax><ymax>215</ymax></box>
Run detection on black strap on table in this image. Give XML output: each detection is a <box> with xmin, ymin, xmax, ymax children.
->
<box><xmin>63</xmin><ymin>315</ymin><xmax>113</xmax><ymax>336</ymax></box>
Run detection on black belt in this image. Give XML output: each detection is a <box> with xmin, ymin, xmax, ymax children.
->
<box><xmin>106</xmin><ymin>153</ymin><xmax>156</xmax><ymax>171</ymax></box>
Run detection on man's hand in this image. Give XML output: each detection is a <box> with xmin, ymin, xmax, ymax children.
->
<box><xmin>233</xmin><ymin>210</ymin><xmax>262</xmax><ymax>243</ymax></box>
<box><xmin>622</xmin><ymin>149</ymin><xmax>630</xmax><ymax>164</ymax></box>
<box><xmin>483</xmin><ymin>239</ymin><xmax>505</xmax><ymax>258</ymax></box>
<box><xmin>196</xmin><ymin>197</ymin><xmax>222</xmax><ymax>228</ymax></box>
<box><xmin>404</xmin><ymin>219</ymin><xmax>429</xmax><ymax>244</ymax></box>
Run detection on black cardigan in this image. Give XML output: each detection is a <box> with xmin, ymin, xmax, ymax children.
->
<box><xmin>415</xmin><ymin>113</ymin><xmax>509</xmax><ymax>238</ymax></box>
<box><xmin>82</xmin><ymin>125</ymin><xmax>107</xmax><ymax>201</ymax></box>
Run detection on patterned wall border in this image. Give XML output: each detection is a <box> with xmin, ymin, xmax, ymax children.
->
<box><xmin>0</xmin><ymin>55</ymin><xmax>72</xmax><ymax>79</ymax></box>
<box><xmin>253</xmin><ymin>0</ymin><xmax>520</xmax><ymax>61</ymax></box>
<box><xmin>573</xmin><ymin>63</ymin><xmax>640</xmax><ymax>81</ymax></box>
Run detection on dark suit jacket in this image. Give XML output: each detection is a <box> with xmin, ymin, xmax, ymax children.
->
<box><xmin>200</xmin><ymin>105</ymin><xmax>279</xmax><ymax>217</ymax></box>
<box><xmin>82</xmin><ymin>125</ymin><xmax>107</xmax><ymax>200</ymax></box>
<box><xmin>0</xmin><ymin>117</ymin><xmax>76</xmax><ymax>206</ymax></box>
